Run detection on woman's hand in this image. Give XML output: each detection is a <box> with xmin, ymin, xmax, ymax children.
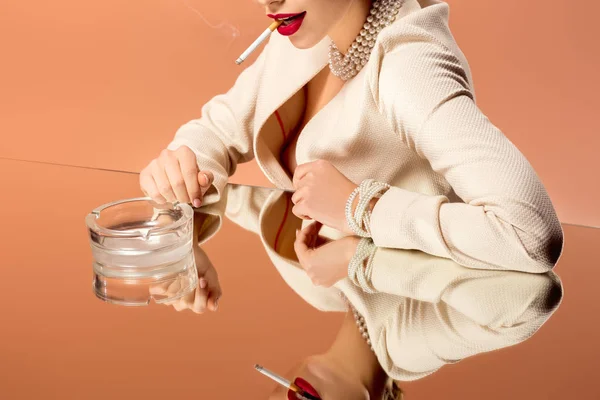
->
<box><xmin>291</xmin><ymin>159</ymin><xmax>358</xmax><ymax>234</ymax></box>
<box><xmin>294</xmin><ymin>221</ymin><xmax>360</xmax><ymax>288</ymax></box>
<box><xmin>140</xmin><ymin>146</ymin><xmax>214</xmax><ymax>207</ymax></box>
<box><xmin>150</xmin><ymin>244</ymin><xmax>222</xmax><ymax>314</ymax></box>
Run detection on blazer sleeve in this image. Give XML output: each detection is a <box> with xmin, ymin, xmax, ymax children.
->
<box><xmin>372</xmin><ymin>248</ymin><xmax>563</xmax><ymax>380</ymax></box>
<box><xmin>166</xmin><ymin>41</ymin><xmax>271</xmax><ymax>205</ymax></box>
<box><xmin>368</xmin><ymin>36</ymin><xmax>564</xmax><ymax>273</ymax></box>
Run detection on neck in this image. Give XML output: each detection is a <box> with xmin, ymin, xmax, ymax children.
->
<box><xmin>324</xmin><ymin>311</ymin><xmax>388</xmax><ymax>398</ymax></box>
<box><xmin>328</xmin><ymin>0</ymin><xmax>372</xmax><ymax>54</ymax></box>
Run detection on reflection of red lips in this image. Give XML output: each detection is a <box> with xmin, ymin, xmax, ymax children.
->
<box><xmin>288</xmin><ymin>377</ymin><xmax>321</xmax><ymax>400</ymax></box>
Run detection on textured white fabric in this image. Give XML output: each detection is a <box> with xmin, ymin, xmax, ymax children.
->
<box><xmin>168</xmin><ymin>0</ymin><xmax>563</xmax><ymax>275</ymax></box>
<box><xmin>171</xmin><ymin>0</ymin><xmax>565</xmax><ymax>381</ymax></box>
<box><xmin>219</xmin><ymin>184</ymin><xmax>563</xmax><ymax>381</ymax></box>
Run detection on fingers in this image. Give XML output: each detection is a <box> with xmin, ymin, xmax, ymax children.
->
<box><xmin>292</xmin><ymin>160</ymin><xmax>329</xmax><ymax>189</ymax></box>
<box><xmin>291</xmin><ymin>185</ymin><xmax>309</xmax><ymax>206</ymax></box>
<box><xmin>207</xmin><ymin>293</ymin><xmax>220</xmax><ymax>312</ymax></box>
<box><xmin>152</xmin><ymin>157</ymin><xmax>177</xmax><ymax>203</ymax></box>
<box><xmin>291</xmin><ymin>185</ymin><xmax>312</xmax><ymax>221</ymax></box>
<box><xmin>164</xmin><ymin>157</ymin><xmax>190</xmax><ymax>204</ymax></box>
<box><xmin>172</xmin><ymin>290</ymin><xmax>195</xmax><ymax>312</ymax></box>
<box><xmin>164</xmin><ymin>277</ymin><xmax>183</xmax><ymax>297</ymax></box>
<box><xmin>190</xmin><ymin>284</ymin><xmax>209</xmax><ymax>314</ymax></box>
<box><xmin>190</xmin><ymin>273</ymin><xmax>223</xmax><ymax>314</ymax></box>
<box><xmin>149</xmin><ymin>281</ymin><xmax>170</xmax><ymax>296</ymax></box>
<box><xmin>199</xmin><ymin>170</ymin><xmax>214</xmax><ymax>188</ymax></box>
<box><xmin>149</xmin><ymin>232</ymin><xmax>224</xmax><ymax>315</ymax></box>
<box><xmin>157</xmin><ymin>273</ymin><xmax>221</xmax><ymax>314</ymax></box>
<box><xmin>294</xmin><ymin>227</ymin><xmax>312</xmax><ymax>264</ymax></box>
<box><xmin>292</xmin><ymin>162</ymin><xmax>311</xmax><ymax>189</ymax></box>
<box><xmin>140</xmin><ymin>167</ymin><xmax>167</xmax><ymax>204</ymax></box>
<box><xmin>303</xmin><ymin>221</ymin><xmax>323</xmax><ymax>248</ymax></box>
<box><xmin>162</xmin><ymin>281</ymin><xmax>208</xmax><ymax>314</ymax></box>
<box><xmin>203</xmin><ymin>267</ymin><xmax>222</xmax><ymax>312</ymax></box>
<box><xmin>154</xmin><ymin>278</ymin><xmax>185</xmax><ymax>308</ymax></box>
<box><xmin>292</xmin><ymin>203</ymin><xmax>311</xmax><ymax>220</ymax></box>
<box><xmin>197</xmin><ymin>170</ymin><xmax>214</xmax><ymax>198</ymax></box>
<box><xmin>177</xmin><ymin>147</ymin><xmax>215</xmax><ymax>206</ymax></box>
<box><xmin>187</xmin><ymin>269</ymin><xmax>223</xmax><ymax>314</ymax></box>
<box><xmin>177</xmin><ymin>148</ymin><xmax>203</xmax><ymax>207</ymax></box>
<box><xmin>304</xmin><ymin>220</ymin><xmax>323</xmax><ymax>234</ymax></box>
<box><xmin>140</xmin><ymin>146</ymin><xmax>216</xmax><ymax>207</ymax></box>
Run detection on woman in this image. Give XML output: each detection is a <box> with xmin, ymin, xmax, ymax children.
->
<box><xmin>141</xmin><ymin>0</ymin><xmax>564</xmax><ymax>397</ymax></box>
<box><xmin>140</xmin><ymin>0</ymin><xmax>563</xmax><ymax>275</ymax></box>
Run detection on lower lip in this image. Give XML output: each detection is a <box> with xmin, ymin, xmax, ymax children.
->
<box><xmin>277</xmin><ymin>13</ymin><xmax>307</xmax><ymax>36</ymax></box>
<box><xmin>287</xmin><ymin>377</ymin><xmax>320</xmax><ymax>400</ymax></box>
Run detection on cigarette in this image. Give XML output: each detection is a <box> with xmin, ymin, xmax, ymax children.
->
<box><xmin>255</xmin><ymin>364</ymin><xmax>294</xmax><ymax>389</ymax></box>
<box><xmin>235</xmin><ymin>20</ymin><xmax>282</xmax><ymax>65</ymax></box>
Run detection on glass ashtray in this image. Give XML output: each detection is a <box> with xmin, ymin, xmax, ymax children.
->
<box><xmin>85</xmin><ymin>197</ymin><xmax>197</xmax><ymax>306</ymax></box>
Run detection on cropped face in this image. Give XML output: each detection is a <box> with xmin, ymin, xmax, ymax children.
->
<box><xmin>257</xmin><ymin>0</ymin><xmax>356</xmax><ymax>49</ymax></box>
<box><xmin>266</xmin><ymin>356</ymin><xmax>369</xmax><ymax>400</ymax></box>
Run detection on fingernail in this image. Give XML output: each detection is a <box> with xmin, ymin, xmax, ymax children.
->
<box><xmin>214</xmin><ymin>298</ymin><xmax>219</xmax><ymax>311</ymax></box>
<box><xmin>193</xmin><ymin>199</ymin><xmax>201</xmax><ymax>208</ymax></box>
<box><xmin>202</xmin><ymin>173</ymin><xmax>210</xmax><ymax>186</ymax></box>
<box><xmin>296</xmin><ymin>229</ymin><xmax>299</xmax><ymax>237</ymax></box>
<box><xmin>199</xmin><ymin>278</ymin><xmax>207</xmax><ymax>289</ymax></box>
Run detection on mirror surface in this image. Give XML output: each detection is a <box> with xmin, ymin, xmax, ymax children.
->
<box><xmin>0</xmin><ymin>158</ymin><xmax>597</xmax><ymax>399</ymax></box>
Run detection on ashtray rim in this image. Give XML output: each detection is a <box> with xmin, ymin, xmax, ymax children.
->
<box><xmin>85</xmin><ymin>196</ymin><xmax>193</xmax><ymax>238</ymax></box>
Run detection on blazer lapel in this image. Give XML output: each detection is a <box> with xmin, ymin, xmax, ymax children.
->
<box><xmin>253</xmin><ymin>34</ymin><xmax>330</xmax><ymax>190</ymax></box>
<box><xmin>252</xmin><ymin>0</ymin><xmax>418</xmax><ymax>190</ymax></box>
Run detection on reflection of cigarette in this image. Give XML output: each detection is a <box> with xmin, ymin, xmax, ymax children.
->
<box><xmin>235</xmin><ymin>20</ymin><xmax>282</xmax><ymax>65</ymax></box>
<box><xmin>254</xmin><ymin>365</ymin><xmax>320</xmax><ymax>400</ymax></box>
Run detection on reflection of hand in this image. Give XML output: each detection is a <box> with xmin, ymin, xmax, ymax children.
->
<box><xmin>291</xmin><ymin>160</ymin><xmax>357</xmax><ymax>234</ymax></box>
<box><xmin>150</xmin><ymin>244</ymin><xmax>222</xmax><ymax>313</ymax></box>
<box><xmin>294</xmin><ymin>221</ymin><xmax>360</xmax><ymax>288</ymax></box>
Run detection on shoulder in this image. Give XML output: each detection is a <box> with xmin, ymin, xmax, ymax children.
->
<box><xmin>380</xmin><ymin>1</ymin><xmax>452</xmax><ymax>44</ymax></box>
<box><xmin>376</xmin><ymin>0</ymin><xmax>462</xmax><ymax>61</ymax></box>
<box><xmin>369</xmin><ymin>0</ymin><xmax>474</xmax><ymax>95</ymax></box>
<box><xmin>366</xmin><ymin>1</ymin><xmax>475</xmax><ymax>122</ymax></box>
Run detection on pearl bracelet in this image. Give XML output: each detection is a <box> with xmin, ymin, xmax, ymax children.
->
<box><xmin>345</xmin><ymin>179</ymin><xmax>391</xmax><ymax>238</ymax></box>
<box><xmin>348</xmin><ymin>237</ymin><xmax>377</xmax><ymax>294</ymax></box>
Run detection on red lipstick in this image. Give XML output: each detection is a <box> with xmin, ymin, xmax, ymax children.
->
<box><xmin>267</xmin><ymin>12</ymin><xmax>307</xmax><ymax>36</ymax></box>
<box><xmin>287</xmin><ymin>377</ymin><xmax>321</xmax><ymax>400</ymax></box>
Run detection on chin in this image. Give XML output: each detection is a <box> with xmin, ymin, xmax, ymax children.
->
<box><xmin>288</xmin><ymin>32</ymin><xmax>325</xmax><ymax>50</ymax></box>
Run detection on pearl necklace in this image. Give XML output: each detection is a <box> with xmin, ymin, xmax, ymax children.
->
<box><xmin>328</xmin><ymin>0</ymin><xmax>404</xmax><ymax>81</ymax></box>
<box><xmin>341</xmin><ymin>293</ymin><xmax>374</xmax><ymax>352</ymax></box>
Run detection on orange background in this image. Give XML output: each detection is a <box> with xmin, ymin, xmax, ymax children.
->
<box><xmin>1</xmin><ymin>0</ymin><xmax>599</xmax><ymax>398</ymax></box>
<box><xmin>0</xmin><ymin>0</ymin><xmax>598</xmax><ymax>226</ymax></box>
